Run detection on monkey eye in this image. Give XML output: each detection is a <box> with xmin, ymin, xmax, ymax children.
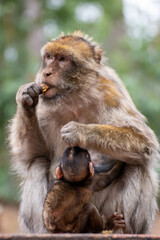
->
<box><xmin>59</xmin><ymin>56</ymin><xmax>66</xmax><ymax>62</ymax></box>
<box><xmin>44</xmin><ymin>53</ymin><xmax>55</xmax><ymax>65</ymax></box>
<box><xmin>45</xmin><ymin>53</ymin><xmax>55</xmax><ymax>60</ymax></box>
<box><xmin>58</xmin><ymin>55</ymin><xmax>70</xmax><ymax>67</ymax></box>
<box><xmin>46</xmin><ymin>53</ymin><xmax>51</xmax><ymax>59</ymax></box>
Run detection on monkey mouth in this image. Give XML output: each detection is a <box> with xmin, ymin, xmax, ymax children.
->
<box><xmin>41</xmin><ymin>81</ymin><xmax>56</xmax><ymax>89</ymax></box>
<box><xmin>41</xmin><ymin>81</ymin><xmax>59</xmax><ymax>98</ymax></box>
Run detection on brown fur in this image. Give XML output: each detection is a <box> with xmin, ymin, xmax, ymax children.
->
<box><xmin>43</xmin><ymin>147</ymin><xmax>125</xmax><ymax>233</ymax></box>
<box><xmin>98</xmin><ymin>76</ymin><xmax>122</xmax><ymax>107</ymax></box>
<box><xmin>44</xmin><ymin>181</ymin><xmax>104</xmax><ymax>233</ymax></box>
<box><xmin>8</xmin><ymin>31</ymin><xmax>159</xmax><ymax>234</ymax></box>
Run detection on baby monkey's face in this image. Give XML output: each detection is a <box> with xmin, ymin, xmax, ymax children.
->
<box><xmin>56</xmin><ymin>146</ymin><xmax>94</xmax><ymax>183</ymax></box>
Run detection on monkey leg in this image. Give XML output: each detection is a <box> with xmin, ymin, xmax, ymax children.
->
<box><xmin>120</xmin><ymin>168</ymin><xmax>157</xmax><ymax>234</ymax></box>
<box><xmin>92</xmin><ymin>164</ymin><xmax>158</xmax><ymax>234</ymax></box>
<box><xmin>72</xmin><ymin>203</ymin><xmax>104</xmax><ymax>233</ymax></box>
<box><xmin>19</xmin><ymin>158</ymin><xmax>49</xmax><ymax>233</ymax></box>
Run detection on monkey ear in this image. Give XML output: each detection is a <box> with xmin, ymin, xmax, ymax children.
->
<box><xmin>89</xmin><ymin>162</ymin><xmax>94</xmax><ymax>177</ymax></box>
<box><xmin>94</xmin><ymin>47</ymin><xmax>102</xmax><ymax>64</ymax></box>
<box><xmin>56</xmin><ymin>166</ymin><xmax>63</xmax><ymax>179</ymax></box>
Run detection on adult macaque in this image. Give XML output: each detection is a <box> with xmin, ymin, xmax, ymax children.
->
<box><xmin>9</xmin><ymin>31</ymin><xmax>159</xmax><ymax>233</ymax></box>
<box><xmin>43</xmin><ymin>146</ymin><xmax>125</xmax><ymax>233</ymax></box>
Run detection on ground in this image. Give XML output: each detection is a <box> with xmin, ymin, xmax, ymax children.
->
<box><xmin>0</xmin><ymin>203</ymin><xmax>160</xmax><ymax>234</ymax></box>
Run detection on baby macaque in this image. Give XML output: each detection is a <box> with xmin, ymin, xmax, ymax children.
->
<box><xmin>43</xmin><ymin>146</ymin><xmax>125</xmax><ymax>233</ymax></box>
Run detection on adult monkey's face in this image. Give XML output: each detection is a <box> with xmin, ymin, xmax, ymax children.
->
<box><xmin>36</xmin><ymin>31</ymin><xmax>102</xmax><ymax>101</ymax></box>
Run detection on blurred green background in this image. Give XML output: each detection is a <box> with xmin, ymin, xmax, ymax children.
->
<box><xmin>0</xmin><ymin>0</ymin><xmax>160</xmax><ymax>203</ymax></box>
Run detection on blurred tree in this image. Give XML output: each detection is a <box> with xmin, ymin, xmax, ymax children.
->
<box><xmin>0</xmin><ymin>0</ymin><xmax>159</xmax><ymax>202</ymax></box>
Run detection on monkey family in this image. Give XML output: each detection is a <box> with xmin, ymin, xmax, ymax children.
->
<box><xmin>43</xmin><ymin>146</ymin><xmax>125</xmax><ymax>233</ymax></box>
<box><xmin>9</xmin><ymin>31</ymin><xmax>159</xmax><ymax>233</ymax></box>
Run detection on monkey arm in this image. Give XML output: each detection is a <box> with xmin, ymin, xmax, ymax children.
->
<box><xmin>9</xmin><ymin>83</ymin><xmax>49</xmax><ymax>175</ymax></box>
<box><xmin>8</xmin><ymin>82</ymin><xmax>50</xmax><ymax>233</ymax></box>
<box><xmin>84</xmin><ymin>124</ymin><xmax>150</xmax><ymax>164</ymax></box>
<box><xmin>91</xmin><ymin>162</ymin><xmax>125</xmax><ymax>192</ymax></box>
<box><xmin>61</xmin><ymin>122</ymin><xmax>152</xmax><ymax>165</ymax></box>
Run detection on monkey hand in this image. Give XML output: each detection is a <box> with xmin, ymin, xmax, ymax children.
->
<box><xmin>60</xmin><ymin>121</ymin><xmax>86</xmax><ymax>147</ymax></box>
<box><xmin>104</xmin><ymin>212</ymin><xmax>126</xmax><ymax>231</ymax></box>
<box><xmin>16</xmin><ymin>82</ymin><xmax>42</xmax><ymax>115</ymax></box>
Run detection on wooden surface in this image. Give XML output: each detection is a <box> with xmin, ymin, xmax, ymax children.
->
<box><xmin>0</xmin><ymin>234</ymin><xmax>160</xmax><ymax>240</ymax></box>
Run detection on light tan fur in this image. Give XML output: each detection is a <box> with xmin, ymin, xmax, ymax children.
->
<box><xmin>9</xmin><ymin>31</ymin><xmax>159</xmax><ymax>234</ymax></box>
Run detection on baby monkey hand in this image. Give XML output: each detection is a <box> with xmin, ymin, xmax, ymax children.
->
<box><xmin>104</xmin><ymin>212</ymin><xmax>125</xmax><ymax>231</ymax></box>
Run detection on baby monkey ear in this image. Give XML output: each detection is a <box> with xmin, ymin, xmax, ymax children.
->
<box><xmin>94</xmin><ymin>46</ymin><xmax>102</xmax><ymax>64</ymax></box>
<box><xmin>89</xmin><ymin>162</ymin><xmax>94</xmax><ymax>177</ymax></box>
<box><xmin>56</xmin><ymin>166</ymin><xmax>63</xmax><ymax>179</ymax></box>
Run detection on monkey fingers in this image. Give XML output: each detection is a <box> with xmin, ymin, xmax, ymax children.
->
<box><xmin>60</xmin><ymin>121</ymin><xmax>82</xmax><ymax>147</ymax></box>
<box><xmin>104</xmin><ymin>212</ymin><xmax>125</xmax><ymax>230</ymax></box>
<box><xmin>113</xmin><ymin>212</ymin><xmax>124</xmax><ymax>219</ymax></box>
<box><xmin>112</xmin><ymin>212</ymin><xmax>125</xmax><ymax>230</ymax></box>
<box><xmin>16</xmin><ymin>82</ymin><xmax>42</xmax><ymax>113</ymax></box>
<box><xmin>113</xmin><ymin>219</ymin><xmax>126</xmax><ymax>229</ymax></box>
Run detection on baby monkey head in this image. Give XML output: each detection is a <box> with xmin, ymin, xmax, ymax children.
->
<box><xmin>37</xmin><ymin>31</ymin><xmax>102</xmax><ymax>100</ymax></box>
<box><xmin>58</xmin><ymin>146</ymin><xmax>92</xmax><ymax>183</ymax></box>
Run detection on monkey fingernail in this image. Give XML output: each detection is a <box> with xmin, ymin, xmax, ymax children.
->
<box><xmin>113</xmin><ymin>212</ymin><xmax>118</xmax><ymax>216</ymax></box>
<box><xmin>40</xmin><ymin>84</ymin><xmax>49</xmax><ymax>93</ymax></box>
